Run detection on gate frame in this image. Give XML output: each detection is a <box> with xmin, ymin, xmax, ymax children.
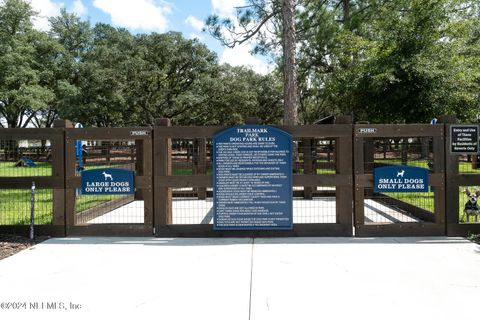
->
<box><xmin>64</xmin><ymin>126</ymin><xmax>153</xmax><ymax>236</ymax></box>
<box><xmin>0</xmin><ymin>120</ymin><xmax>67</xmax><ymax>236</ymax></box>
<box><xmin>353</xmin><ymin>123</ymin><xmax>446</xmax><ymax>237</ymax></box>
<box><xmin>153</xmin><ymin>117</ymin><xmax>354</xmax><ymax>237</ymax></box>
<box><xmin>444</xmin><ymin>117</ymin><xmax>480</xmax><ymax>236</ymax></box>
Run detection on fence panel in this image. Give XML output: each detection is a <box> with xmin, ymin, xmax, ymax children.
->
<box><xmin>64</xmin><ymin>127</ymin><xmax>153</xmax><ymax>236</ymax></box>
<box><xmin>0</xmin><ymin>124</ymin><xmax>66</xmax><ymax>236</ymax></box>
<box><xmin>445</xmin><ymin>121</ymin><xmax>480</xmax><ymax>236</ymax></box>
<box><xmin>354</xmin><ymin>124</ymin><xmax>446</xmax><ymax>236</ymax></box>
<box><xmin>3</xmin><ymin>117</ymin><xmax>472</xmax><ymax>238</ymax></box>
<box><xmin>153</xmin><ymin>117</ymin><xmax>353</xmax><ymax>237</ymax></box>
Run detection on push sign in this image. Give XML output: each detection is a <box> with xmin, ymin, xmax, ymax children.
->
<box><xmin>81</xmin><ymin>168</ymin><xmax>135</xmax><ymax>195</ymax></box>
<box><xmin>374</xmin><ymin>166</ymin><xmax>429</xmax><ymax>193</ymax></box>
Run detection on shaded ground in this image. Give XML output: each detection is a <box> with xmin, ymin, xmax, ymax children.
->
<box><xmin>0</xmin><ymin>234</ymin><xmax>49</xmax><ymax>260</ymax></box>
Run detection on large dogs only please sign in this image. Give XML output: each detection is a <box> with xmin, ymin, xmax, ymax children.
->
<box><xmin>374</xmin><ymin>165</ymin><xmax>429</xmax><ymax>193</ymax></box>
<box><xmin>213</xmin><ymin>125</ymin><xmax>293</xmax><ymax>230</ymax></box>
<box><xmin>81</xmin><ymin>168</ymin><xmax>135</xmax><ymax>195</ymax></box>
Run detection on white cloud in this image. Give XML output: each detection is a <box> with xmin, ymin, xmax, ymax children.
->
<box><xmin>185</xmin><ymin>15</ymin><xmax>204</xmax><ymax>32</ymax></box>
<box><xmin>211</xmin><ymin>0</ymin><xmax>245</xmax><ymax>18</ymax></box>
<box><xmin>220</xmin><ymin>44</ymin><xmax>272</xmax><ymax>75</ymax></box>
<box><xmin>71</xmin><ymin>0</ymin><xmax>87</xmax><ymax>16</ymax></box>
<box><xmin>29</xmin><ymin>0</ymin><xmax>63</xmax><ymax>31</ymax></box>
<box><xmin>93</xmin><ymin>0</ymin><xmax>171</xmax><ymax>32</ymax></box>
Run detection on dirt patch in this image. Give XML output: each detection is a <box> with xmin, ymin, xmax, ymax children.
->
<box><xmin>0</xmin><ymin>235</ymin><xmax>49</xmax><ymax>260</ymax></box>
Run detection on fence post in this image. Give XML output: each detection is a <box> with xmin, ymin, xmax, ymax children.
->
<box><xmin>135</xmin><ymin>139</ymin><xmax>144</xmax><ymax>200</ymax></box>
<box><xmin>141</xmin><ymin>134</ymin><xmax>154</xmax><ymax>229</ymax></box>
<box><xmin>53</xmin><ymin>119</ymin><xmax>72</xmax><ymax>235</ymax></box>
<box><xmin>335</xmin><ymin>116</ymin><xmax>353</xmax><ymax>233</ymax></box>
<box><xmin>431</xmin><ymin>117</ymin><xmax>447</xmax><ymax>230</ymax></box>
<box><xmin>196</xmin><ymin>138</ymin><xmax>207</xmax><ymax>200</ymax></box>
<box><xmin>245</xmin><ymin>117</ymin><xmax>260</xmax><ymax>125</ymax></box>
<box><xmin>353</xmin><ymin>120</ymin><xmax>365</xmax><ymax>231</ymax></box>
<box><xmin>302</xmin><ymin>138</ymin><xmax>313</xmax><ymax>199</ymax></box>
<box><xmin>154</xmin><ymin>118</ymin><xmax>172</xmax><ymax>233</ymax></box>
<box><xmin>439</xmin><ymin>115</ymin><xmax>457</xmax><ymax>235</ymax></box>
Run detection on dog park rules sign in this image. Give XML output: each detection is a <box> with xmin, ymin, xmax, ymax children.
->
<box><xmin>213</xmin><ymin>125</ymin><xmax>293</xmax><ymax>230</ymax></box>
<box><xmin>374</xmin><ymin>166</ymin><xmax>429</xmax><ymax>193</ymax></box>
<box><xmin>81</xmin><ymin>168</ymin><xmax>135</xmax><ymax>195</ymax></box>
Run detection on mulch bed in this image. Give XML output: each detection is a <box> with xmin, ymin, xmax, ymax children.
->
<box><xmin>0</xmin><ymin>235</ymin><xmax>49</xmax><ymax>260</ymax></box>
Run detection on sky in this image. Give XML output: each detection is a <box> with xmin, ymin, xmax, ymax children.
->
<box><xmin>28</xmin><ymin>0</ymin><xmax>273</xmax><ymax>74</ymax></box>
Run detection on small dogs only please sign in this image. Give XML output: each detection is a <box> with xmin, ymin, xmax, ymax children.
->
<box><xmin>374</xmin><ymin>166</ymin><xmax>429</xmax><ymax>193</ymax></box>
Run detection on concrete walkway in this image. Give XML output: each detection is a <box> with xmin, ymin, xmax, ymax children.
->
<box><xmin>0</xmin><ymin>237</ymin><xmax>479</xmax><ymax>320</ymax></box>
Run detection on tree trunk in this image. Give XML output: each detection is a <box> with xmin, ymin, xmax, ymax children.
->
<box><xmin>282</xmin><ymin>0</ymin><xmax>298</xmax><ymax>125</ymax></box>
<box><xmin>342</xmin><ymin>0</ymin><xmax>350</xmax><ymax>23</ymax></box>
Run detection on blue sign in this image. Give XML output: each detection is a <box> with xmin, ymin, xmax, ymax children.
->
<box><xmin>213</xmin><ymin>125</ymin><xmax>293</xmax><ymax>230</ymax></box>
<box><xmin>374</xmin><ymin>165</ymin><xmax>429</xmax><ymax>193</ymax></box>
<box><xmin>81</xmin><ymin>168</ymin><xmax>135</xmax><ymax>195</ymax></box>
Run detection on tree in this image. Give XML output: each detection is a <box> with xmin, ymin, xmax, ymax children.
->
<box><xmin>125</xmin><ymin>32</ymin><xmax>218</xmax><ymax>126</ymax></box>
<box><xmin>175</xmin><ymin>64</ymin><xmax>283</xmax><ymax>125</ymax></box>
<box><xmin>282</xmin><ymin>0</ymin><xmax>299</xmax><ymax>125</ymax></box>
<box><xmin>205</xmin><ymin>0</ymin><xmax>299</xmax><ymax>124</ymax></box>
<box><xmin>0</xmin><ymin>0</ymin><xmax>55</xmax><ymax>128</ymax></box>
<box><xmin>296</xmin><ymin>0</ymin><xmax>480</xmax><ymax>123</ymax></box>
<box><xmin>60</xmin><ymin>23</ymin><xmax>136</xmax><ymax>126</ymax></box>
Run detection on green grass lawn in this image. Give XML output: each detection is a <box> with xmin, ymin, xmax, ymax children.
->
<box><xmin>380</xmin><ymin>188</ymin><xmax>477</xmax><ymax>222</ymax></box>
<box><xmin>0</xmin><ymin>189</ymin><xmax>53</xmax><ymax>225</ymax></box>
<box><xmin>0</xmin><ymin>189</ymin><xmax>126</xmax><ymax>225</ymax></box>
<box><xmin>75</xmin><ymin>194</ymin><xmax>124</xmax><ymax>213</ymax></box>
<box><xmin>382</xmin><ymin>190</ymin><xmax>435</xmax><ymax>213</ymax></box>
<box><xmin>0</xmin><ymin>161</ymin><xmax>52</xmax><ymax>177</ymax></box>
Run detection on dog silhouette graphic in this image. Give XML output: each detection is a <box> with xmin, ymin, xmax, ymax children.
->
<box><xmin>396</xmin><ymin>170</ymin><xmax>405</xmax><ymax>178</ymax></box>
<box><xmin>102</xmin><ymin>171</ymin><xmax>113</xmax><ymax>181</ymax></box>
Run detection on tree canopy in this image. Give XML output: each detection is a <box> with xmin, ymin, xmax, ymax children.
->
<box><xmin>1</xmin><ymin>0</ymin><xmax>479</xmax><ymax>127</ymax></box>
<box><xmin>0</xmin><ymin>0</ymin><xmax>282</xmax><ymax>128</ymax></box>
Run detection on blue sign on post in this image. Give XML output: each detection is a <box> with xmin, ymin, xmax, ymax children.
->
<box><xmin>374</xmin><ymin>165</ymin><xmax>429</xmax><ymax>193</ymax></box>
<box><xmin>81</xmin><ymin>168</ymin><xmax>135</xmax><ymax>195</ymax></box>
<box><xmin>213</xmin><ymin>125</ymin><xmax>293</xmax><ymax>230</ymax></box>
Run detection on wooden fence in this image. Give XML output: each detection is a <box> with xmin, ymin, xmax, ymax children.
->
<box><xmin>0</xmin><ymin>116</ymin><xmax>479</xmax><ymax>237</ymax></box>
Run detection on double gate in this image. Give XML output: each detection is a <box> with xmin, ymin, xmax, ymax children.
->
<box><xmin>1</xmin><ymin>116</ymin><xmax>480</xmax><ymax>237</ymax></box>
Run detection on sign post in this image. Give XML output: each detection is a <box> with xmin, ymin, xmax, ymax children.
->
<box><xmin>213</xmin><ymin>125</ymin><xmax>293</xmax><ymax>230</ymax></box>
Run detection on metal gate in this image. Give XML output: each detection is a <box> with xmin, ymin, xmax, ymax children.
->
<box><xmin>353</xmin><ymin>123</ymin><xmax>446</xmax><ymax>236</ymax></box>
<box><xmin>0</xmin><ymin>123</ymin><xmax>66</xmax><ymax>236</ymax></box>
<box><xmin>65</xmin><ymin>126</ymin><xmax>153</xmax><ymax>236</ymax></box>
